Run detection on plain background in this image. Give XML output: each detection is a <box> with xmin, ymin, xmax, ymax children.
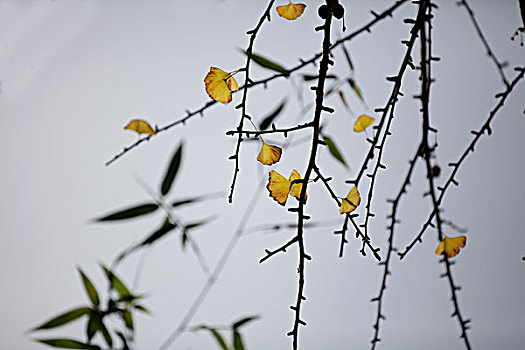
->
<box><xmin>1</xmin><ymin>0</ymin><xmax>524</xmax><ymax>349</ymax></box>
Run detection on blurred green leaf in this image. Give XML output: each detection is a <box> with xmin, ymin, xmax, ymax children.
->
<box><xmin>98</xmin><ymin>318</ymin><xmax>113</xmax><ymax>348</ymax></box>
<box><xmin>194</xmin><ymin>326</ymin><xmax>229</xmax><ymax>350</ymax></box>
<box><xmin>116</xmin><ymin>332</ymin><xmax>130</xmax><ymax>350</ymax></box>
<box><xmin>134</xmin><ymin>304</ymin><xmax>150</xmax><ymax>314</ymax></box>
<box><xmin>95</xmin><ymin>203</ymin><xmax>158</xmax><ymax>222</ymax></box>
<box><xmin>36</xmin><ymin>338</ymin><xmax>100</xmax><ymax>349</ymax></box>
<box><xmin>101</xmin><ymin>266</ymin><xmax>130</xmax><ymax>298</ymax></box>
<box><xmin>161</xmin><ymin>143</ymin><xmax>183</xmax><ymax>196</ymax></box>
<box><xmin>348</xmin><ymin>79</ymin><xmax>364</xmax><ymax>102</ymax></box>
<box><xmin>86</xmin><ymin>312</ymin><xmax>99</xmax><ymax>341</ymax></box>
<box><xmin>184</xmin><ymin>217</ymin><xmax>215</xmax><ymax>231</ymax></box>
<box><xmin>78</xmin><ymin>268</ymin><xmax>99</xmax><ymax>308</ymax></box>
<box><xmin>123</xmin><ymin>309</ymin><xmax>133</xmax><ymax>330</ymax></box>
<box><xmin>210</xmin><ymin>329</ymin><xmax>229</xmax><ymax>350</ymax></box>
<box><xmin>171</xmin><ymin>192</ymin><xmax>223</xmax><ymax>208</ymax></box>
<box><xmin>232</xmin><ymin>331</ymin><xmax>244</xmax><ymax>350</ymax></box>
<box><xmin>302</xmin><ymin>74</ymin><xmax>337</xmax><ymax>81</ymax></box>
<box><xmin>232</xmin><ymin>315</ymin><xmax>260</xmax><ymax>330</ymax></box>
<box><xmin>259</xmin><ymin>99</ymin><xmax>287</xmax><ymax>131</ymax></box>
<box><xmin>324</xmin><ymin>136</ymin><xmax>348</xmax><ymax>168</ymax></box>
<box><xmin>244</xmin><ymin>51</ymin><xmax>289</xmax><ymax>76</ymax></box>
<box><xmin>32</xmin><ymin>307</ymin><xmax>90</xmax><ymax>331</ymax></box>
<box><xmin>140</xmin><ymin>217</ymin><xmax>177</xmax><ymax>246</ymax></box>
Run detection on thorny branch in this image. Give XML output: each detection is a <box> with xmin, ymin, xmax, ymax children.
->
<box><xmin>228</xmin><ymin>0</ymin><xmax>276</xmax><ymax>203</ymax></box>
<box><xmin>314</xmin><ymin>166</ymin><xmax>381</xmax><ymax>260</ymax></box>
<box><xmin>398</xmin><ymin>66</ymin><xmax>525</xmax><ymax>259</ymax></box>
<box><xmin>458</xmin><ymin>0</ymin><xmax>509</xmax><ymax>87</ymax></box>
<box><xmin>417</xmin><ymin>3</ymin><xmax>472</xmax><ymax>347</ymax></box>
<box><xmin>370</xmin><ymin>148</ymin><xmax>420</xmax><ymax>349</ymax></box>
<box><xmin>287</xmin><ymin>10</ymin><xmax>334</xmax><ymax>349</ymax></box>
<box><xmin>345</xmin><ymin>0</ymin><xmax>427</xmax><ymax>254</ymax></box>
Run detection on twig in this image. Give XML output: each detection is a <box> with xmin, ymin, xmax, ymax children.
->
<box><xmin>370</xmin><ymin>148</ymin><xmax>421</xmax><ymax>349</ymax></box>
<box><xmin>458</xmin><ymin>0</ymin><xmax>509</xmax><ymax>87</ymax></box>
<box><xmin>228</xmin><ymin>0</ymin><xmax>276</xmax><ymax>203</ymax></box>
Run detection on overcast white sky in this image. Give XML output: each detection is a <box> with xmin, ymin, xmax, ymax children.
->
<box><xmin>1</xmin><ymin>0</ymin><xmax>524</xmax><ymax>349</ymax></box>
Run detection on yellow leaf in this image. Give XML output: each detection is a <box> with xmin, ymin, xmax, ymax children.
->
<box><xmin>267</xmin><ymin>170</ymin><xmax>291</xmax><ymax>205</ymax></box>
<box><xmin>289</xmin><ymin>169</ymin><xmax>306</xmax><ymax>202</ymax></box>
<box><xmin>123</xmin><ymin>119</ymin><xmax>156</xmax><ymax>136</ymax></box>
<box><xmin>340</xmin><ymin>186</ymin><xmax>360</xmax><ymax>214</ymax></box>
<box><xmin>435</xmin><ymin>235</ymin><xmax>467</xmax><ymax>258</ymax></box>
<box><xmin>276</xmin><ymin>1</ymin><xmax>306</xmax><ymax>20</ymax></box>
<box><xmin>257</xmin><ymin>141</ymin><xmax>282</xmax><ymax>166</ymax></box>
<box><xmin>353</xmin><ymin>114</ymin><xmax>375</xmax><ymax>132</ymax></box>
<box><xmin>204</xmin><ymin>67</ymin><xmax>239</xmax><ymax>104</ymax></box>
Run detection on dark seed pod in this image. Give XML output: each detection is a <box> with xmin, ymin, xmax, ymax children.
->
<box><xmin>326</xmin><ymin>0</ymin><xmax>339</xmax><ymax>8</ymax></box>
<box><xmin>318</xmin><ymin>4</ymin><xmax>330</xmax><ymax>19</ymax></box>
<box><xmin>332</xmin><ymin>4</ymin><xmax>345</xmax><ymax>19</ymax></box>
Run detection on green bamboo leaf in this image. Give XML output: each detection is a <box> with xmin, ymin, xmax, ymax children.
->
<box><xmin>259</xmin><ymin>99</ymin><xmax>287</xmax><ymax>131</ymax></box>
<box><xmin>32</xmin><ymin>307</ymin><xmax>90</xmax><ymax>331</ymax></box>
<box><xmin>232</xmin><ymin>315</ymin><xmax>260</xmax><ymax>330</ymax></box>
<box><xmin>101</xmin><ymin>266</ymin><xmax>130</xmax><ymax>298</ymax></box>
<box><xmin>36</xmin><ymin>338</ymin><xmax>100</xmax><ymax>349</ymax></box>
<box><xmin>348</xmin><ymin>79</ymin><xmax>364</xmax><ymax>101</ymax></box>
<box><xmin>134</xmin><ymin>304</ymin><xmax>150</xmax><ymax>314</ymax></box>
<box><xmin>140</xmin><ymin>217</ymin><xmax>177</xmax><ymax>246</ymax></box>
<box><xmin>98</xmin><ymin>319</ymin><xmax>113</xmax><ymax>348</ymax></box>
<box><xmin>244</xmin><ymin>51</ymin><xmax>289</xmax><ymax>76</ymax></box>
<box><xmin>78</xmin><ymin>268</ymin><xmax>99</xmax><ymax>308</ymax></box>
<box><xmin>232</xmin><ymin>331</ymin><xmax>244</xmax><ymax>350</ymax></box>
<box><xmin>184</xmin><ymin>216</ymin><xmax>215</xmax><ymax>231</ymax></box>
<box><xmin>122</xmin><ymin>309</ymin><xmax>133</xmax><ymax>330</ymax></box>
<box><xmin>161</xmin><ymin>143</ymin><xmax>183</xmax><ymax>196</ymax></box>
<box><xmin>209</xmin><ymin>329</ymin><xmax>229</xmax><ymax>350</ymax></box>
<box><xmin>171</xmin><ymin>192</ymin><xmax>223</xmax><ymax>208</ymax></box>
<box><xmin>86</xmin><ymin>312</ymin><xmax>100</xmax><ymax>341</ymax></box>
<box><xmin>95</xmin><ymin>203</ymin><xmax>158</xmax><ymax>221</ymax></box>
<box><xmin>324</xmin><ymin>136</ymin><xmax>348</xmax><ymax>168</ymax></box>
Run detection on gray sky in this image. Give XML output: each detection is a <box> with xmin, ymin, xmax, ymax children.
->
<box><xmin>1</xmin><ymin>0</ymin><xmax>524</xmax><ymax>349</ymax></box>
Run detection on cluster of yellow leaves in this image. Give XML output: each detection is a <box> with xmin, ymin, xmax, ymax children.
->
<box><xmin>354</xmin><ymin>114</ymin><xmax>375</xmax><ymax>132</ymax></box>
<box><xmin>340</xmin><ymin>186</ymin><xmax>360</xmax><ymax>214</ymax></box>
<box><xmin>276</xmin><ymin>1</ymin><xmax>306</xmax><ymax>21</ymax></box>
<box><xmin>267</xmin><ymin>169</ymin><xmax>306</xmax><ymax>205</ymax></box>
<box><xmin>258</xmin><ymin>141</ymin><xmax>282</xmax><ymax>165</ymax></box>
<box><xmin>435</xmin><ymin>235</ymin><xmax>467</xmax><ymax>258</ymax></box>
<box><xmin>204</xmin><ymin>67</ymin><xmax>239</xmax><ymax>104</ymax></box>
<box><xmin>124</xmin><ymin>119</ymin><xmax>156</xmax><ymax>136</ymax></box>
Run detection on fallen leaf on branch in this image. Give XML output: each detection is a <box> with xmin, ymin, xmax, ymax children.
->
<box><xmin>435</xmin><ymin>235</ymin><xmax>466</xmax><ymax>258</ymax></box>
<box><xmin>204</xmin><ymin>67</ymin><xmax>239</xmax><ymax>104</ymax></box>
<box><xmin>340</xmin><ymin>186</ymin><xmax>360</xmax><ymax>214</ymax></box>
<box><xmin>257</xmin><ymin>141</ymin><xmax>282</xmax><ymax>165</ymax></box>
<box><xmin>124</xmin><ymin>119</ymin><xmax>156</xmax><ymax>136</ymax></box>
<box><xmin>267</xmin><ymin>169</ymin><xmax>306</xmax><ymax>205</ymax></box>
<box><xmin>276</xmin><ymin>1</ymin><xmax>306</xmax><ymax>21</ymax></box>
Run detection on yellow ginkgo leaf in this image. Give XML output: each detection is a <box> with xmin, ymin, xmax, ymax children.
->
<box><xmin>435</xmin><ymin>235</ymin><xmax>467</xmax><ymax>258</ymax></box>
<box><xmin>204</xmin><ymin>67</ymin><xmax>239</xmax><ymax>104</ymax></box>
<box><xmin>340</xmin><ymin>186</ymin><xmax>360</xmax><ymax>214</ymax></box>
<box><xmin>257</xmin><ymin>141</ymin><xmax>282</xmax><ymax>165</ymax></box>
<box><xmin>354</xmin><ymin>114</ymin><xmax>375</xmax><ymax>132</ymax></box>
<box><xmin>276</xmin><ymin>1</ymin><xmax>306</xmax><ymax>21</ymax></box>
<box><xmin>124</xmin><ymin>119</ymin><xmax>156</xmax><ymax>136</ymax></box>
<box><xmin>289</xmin><ymin>169</ymin><xmax>307</xmax><ymax>202</ymax></box>
<box><xmin>267</xmin><ymin>170</ymin><xmax>291</xmax><ymax>205</ymax></box>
